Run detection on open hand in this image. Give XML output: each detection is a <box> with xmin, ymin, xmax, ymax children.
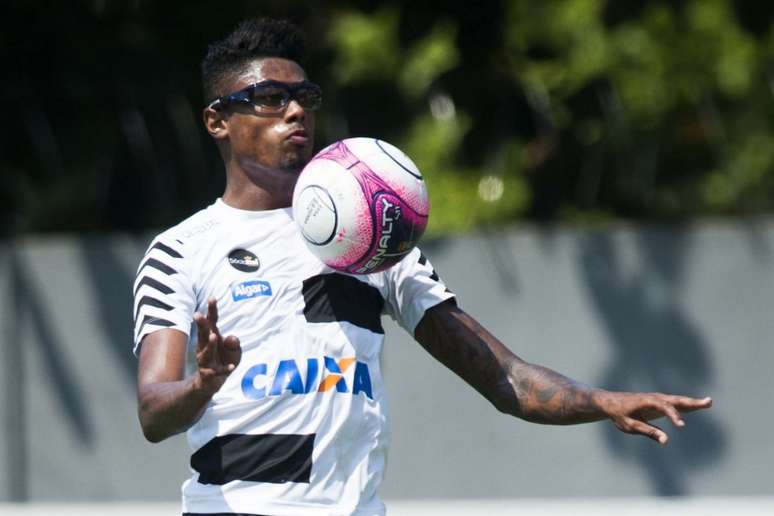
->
<box><xmin>596</xmin><ymin>391</ymin><xmax>712</xmax><ymax>445</ymax></box>
<box><xmin>193</xmin><ymin>298</ymin><xmax>241</xmax><ymax>394</ymax></box>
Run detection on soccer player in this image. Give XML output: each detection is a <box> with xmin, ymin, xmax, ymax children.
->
<box><xmin>133</xmin><ymin>18</ymin><xmax>712</xmax><ymax>516</ymax></box>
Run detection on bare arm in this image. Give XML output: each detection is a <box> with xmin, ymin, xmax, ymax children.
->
<box><xmin>137</xmin><ymin>299</ymin><xmax>241</xmax><ymax>443</ymax></box>
<box><xmin>414</xmin><ymin>299</ymin><xmax>712</xmax><ymax>444</ymax></box>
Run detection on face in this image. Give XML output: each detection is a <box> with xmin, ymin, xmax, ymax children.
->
<box><xmin>209</xmin><ymin>58</ymin><xmax>316</xmax><ymax>175</ymax></box>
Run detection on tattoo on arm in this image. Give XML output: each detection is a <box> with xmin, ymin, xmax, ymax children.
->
<box><xmin>414</xmin><ymin>300</ymin><xmax>606</xmax><ymax>424</ymax></box>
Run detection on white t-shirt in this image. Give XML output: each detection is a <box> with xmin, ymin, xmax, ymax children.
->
<box><xmin>133</xmin><ymin>198</ymin><xmax>454</xmax><ymax>515</ymax></box>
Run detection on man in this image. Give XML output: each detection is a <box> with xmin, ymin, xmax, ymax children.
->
<box><xmin>134</xmin><ymin>18</ymin><xmax>711</xmax><ymax>516</ymax></box>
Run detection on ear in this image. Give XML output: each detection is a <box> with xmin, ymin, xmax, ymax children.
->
<box><xmin>203</xmin><ymin>107</ymin><xmax>229</xmax><ymax>140</ymax></box>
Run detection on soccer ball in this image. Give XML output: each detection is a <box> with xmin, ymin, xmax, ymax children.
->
<box><xmin>292</xmin><ymin>137</ymin><xmax>429</xmax><ymax>274</ymax></box>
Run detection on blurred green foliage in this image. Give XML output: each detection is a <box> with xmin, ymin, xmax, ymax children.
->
<box><xmin>3</xmin><ymin>0</ymin><xmax>774</xmax><ymax>237</ymax></box>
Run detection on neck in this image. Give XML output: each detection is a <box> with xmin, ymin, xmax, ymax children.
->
<box><xmin>221</xmin><ymin>160</ymin><xmax>300</xmax><ymax>211</ymax></box>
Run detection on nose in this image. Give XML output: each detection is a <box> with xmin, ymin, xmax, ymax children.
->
<box><xmin>283</xmin><ymin>98</ymin><xmax>306</xmax><ymax>124</ymax></box>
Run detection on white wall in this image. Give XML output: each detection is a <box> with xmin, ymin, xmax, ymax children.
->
<box><xmin>1</xmin><ymin>220</ymin><xmax>773</xmax><ymax>501</ymax></box>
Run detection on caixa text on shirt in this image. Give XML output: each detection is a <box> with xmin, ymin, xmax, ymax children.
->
<box><xmin>241</xmin><ymin>356</ymin><xmax>373</xmax><ymax>400</ymax></box>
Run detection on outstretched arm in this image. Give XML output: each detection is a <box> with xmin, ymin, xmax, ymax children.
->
<box><xmin>414</xmin><ymin>299</ymin><xmax>712</xmax><ymax>445</ymax></box>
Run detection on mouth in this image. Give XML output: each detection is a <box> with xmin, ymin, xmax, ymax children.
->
<box><xmin>286</xmin><ymin>128</ymin><xmax>310</xmax><ymax>146</ymax></box>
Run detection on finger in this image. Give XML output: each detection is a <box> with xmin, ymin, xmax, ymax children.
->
<box><xmin>221</xmin><ymin>335</ymin><xmax>242</xmax><ymax>368</ymax></box>
<box><xmin>222</xmin><ymin>335</ymin><xmax>241</xmax><ymax>351</ymax></box>
<box><xmin>193</xmin><ymin>313</ymin><xmax>210</xmax><ymax>352</ymax></box>
<box><xmin>664</xmin><ymin>395</ymin><xmax>713</xmax><ymax>412</ymax></box>
<box><xmin>616</xmin><ymin>416</ymin><xmax>669</xmax><ymax>446</ymax></box>
<box><xmin>207</xmin><ymin>298</ymin><xmax>219</xmax><ymax>331</ymax></box>
<box><xmin>649</xmin><ymin>399</ymin><xmax>685</xmax><ymax>428</ymax></box>
<box><xmin>198</xmin><ymin>330</ymin><xmax>219</xmax><ymax>366</ymax></box>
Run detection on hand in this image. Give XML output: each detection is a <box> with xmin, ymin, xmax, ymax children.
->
<box><xmin>595</xmin><ymin>391</ymin><xmax>712</xmax><ymax>445</ymax></box>
<box><xmin>193</xmin><ymin>298</ymin><xmax>241</xmax><ymax>394</ymax></box>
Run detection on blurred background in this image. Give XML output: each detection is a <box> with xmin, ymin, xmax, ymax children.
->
<box><xmin>2</xmin><ymin>0</ymin><xmax>774</xmax><ymax>513</ymax></box>
<box><xmin>5</xmin><ymin>0</ymin><xmax>774</xmax><ymax>235</ymax></box>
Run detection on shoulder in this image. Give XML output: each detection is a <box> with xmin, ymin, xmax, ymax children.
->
<box><xmin>153</xmin><ymin>203</ymin><xmax>224</xmax><ymax>248</ymax></box>
<box><xmin>135</xmin><ymin>202</ymin><xmax>226</xmax><ymax>282</ymax></box>
<box><xmin>384</xmin><ymin>247</ymin><xmax>429</xmax><ymax>279</ymax></box>
<box><xmin>141</xmin><ymin>201</ymin><xmax>227</xmax><ymax>258</ymax></box>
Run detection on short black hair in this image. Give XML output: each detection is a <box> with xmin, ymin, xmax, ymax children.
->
<box><xmin>201</xmin><ymin>18</ymin><xmax>306</xmax><ymax>103</ymax></box>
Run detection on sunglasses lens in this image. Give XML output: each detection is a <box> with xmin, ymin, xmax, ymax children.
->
<box><xmin>295</xmin><ymin>86</ymin><xmax>322</xmax><ymax>110</ymax></box>
<box><xmin>252</xmin><ymin>87</ymin><xmax>290</xmax><ymax>109</ymax></box>
<box><xmin>221</xmin><ymin>82</ymin><xmax>322</xmax><ymax>112</ymax></box>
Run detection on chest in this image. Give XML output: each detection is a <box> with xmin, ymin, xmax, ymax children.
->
<box><xmin>193</xmin><ymin>221</ymin><xmax>319</xmax><ymax>316</ymax></box>
<box><xmin>189</xmin><ymin>219</ymin><xmax>386</xmax><ymax>332</ymax></box>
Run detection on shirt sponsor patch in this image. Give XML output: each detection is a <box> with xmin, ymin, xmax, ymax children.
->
<box><xmin>241</xmin><ymin>356</ymin><xmax>373</xmax><ymax>400</ymax></box>
<box><xmin>228</xmin><ymin>248</ymin><xmax>261</xmax><ymax>272</ymax></box>
<box><xmin>231</xmin><ymin>280</ymin><xmax>273</xmax><ymax>301</ymax></box>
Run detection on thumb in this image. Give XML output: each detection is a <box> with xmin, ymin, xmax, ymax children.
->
<box><xmin>223</xmin><ymin>335</ymin><xmax>241</xmax><ymax>351</ymax></box>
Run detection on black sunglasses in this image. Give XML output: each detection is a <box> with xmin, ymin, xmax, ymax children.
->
<box><xmin>207</xmin><ymin>80</ymin><xmax>322</xmax><ymax>112</ymax></box>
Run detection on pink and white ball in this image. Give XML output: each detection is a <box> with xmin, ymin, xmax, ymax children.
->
<box><xmin>292</xmin><ymin>138</ymin><xmax>429</xmax><ymax>274</ymax></box>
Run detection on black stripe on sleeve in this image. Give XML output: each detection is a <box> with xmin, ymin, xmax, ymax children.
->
<box><xmin>149</xmin><ymin>241</ymin><xmax>183</xmax><ymax>258</ymax></box>
<box><xmin>138</xmin><ymin>257</ymin><xmax>177</xmax><ymax>275</ymax></box>
<box><xmin>134</xmin><ymin>295</ymin><xmax>174</xmax><ymax>321</ymax></box>
<box><xmin>302</xmin><ymin>273</ymin><xmax>384</xmax><ymax>334</ymax></box>
<box><xmin>191</xmin><ymin>434</ymin><xmax>315</xmax><ymax>485</ymax></box>
<box><xmin>134</xmin><ymin>276</ymin><xmax>174</xmax><ymax>296</ymax></box>
<box><xmin>137</xmin><ymin>315</ymin><xmax>175</xmax><ymax>336</ymax></box>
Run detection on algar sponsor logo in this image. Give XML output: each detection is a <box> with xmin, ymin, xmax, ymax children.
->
<box><xmin>231</xmin><ymin>280</ymin><xmax>272</xmax><ymax>301</ymax></box>
<box><xmin>241</xmin><ymin>356</ymin><xmax>373</xmax><ymax>400</ymax></box>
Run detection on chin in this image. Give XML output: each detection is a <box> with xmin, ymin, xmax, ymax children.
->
<box><xmin>280</xmin><ymin>153</ymin><xmax>311</xmax><ymax>173</ymax></box>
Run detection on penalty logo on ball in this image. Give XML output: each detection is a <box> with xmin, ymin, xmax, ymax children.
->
<box><xmin>358</xmin><ymin>196</ymin><xmax>402</xmax><ymax>274</ymax></box>
<box><xmin>293</xmin><ymin>138</ymin><xmax>429</xmax><ymax>274</ymax></box>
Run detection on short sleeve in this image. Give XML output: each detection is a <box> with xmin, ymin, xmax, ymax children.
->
<box><xmin>132</xmin><ymin>237</ymin><xmax>195</xmax><ymax>356</ymax></box>
<box><xmin>383</xmin><ymin>247</ymin><xmax>456</xmax><ymax>334</ymax></box>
